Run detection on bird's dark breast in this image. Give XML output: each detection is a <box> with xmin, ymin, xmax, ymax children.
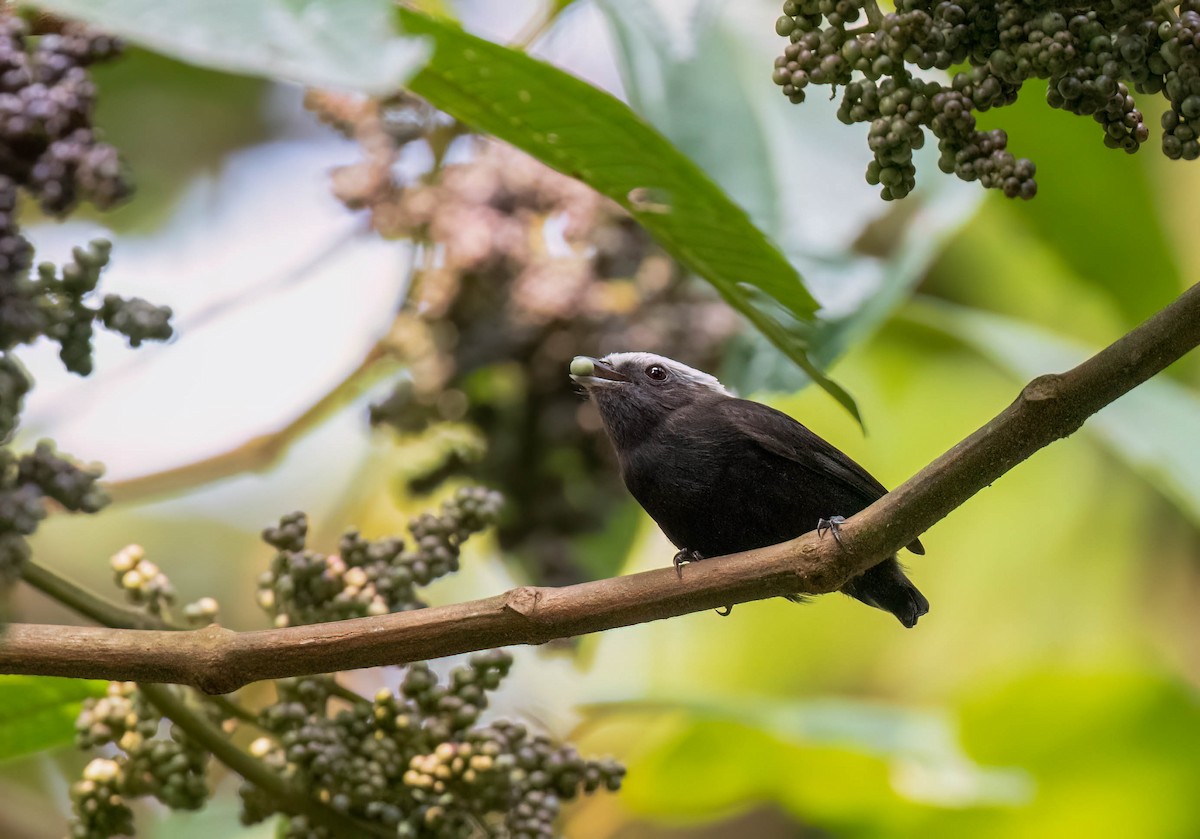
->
<box><xmin>619</xmin><ymin>422</ymin><xmax>870</xmax><ymax>558</ymax></box>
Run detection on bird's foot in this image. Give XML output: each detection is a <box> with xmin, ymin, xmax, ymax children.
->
<box><xmin>673</xmin><ymin>548</ymin><xmax>703</xmax><ymax>579</ymax></box>
<box><xmin>715</xmin><ymin>605</ymin><xmax>733</xmax><ymax>617</ymax></box>
<box><xmin>816</xmin><ymin>516</ymin><xmax>847</xmax><ymax>549</ymax></box>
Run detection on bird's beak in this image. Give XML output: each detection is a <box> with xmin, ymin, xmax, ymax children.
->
<box><xmin>569</xmin><ymin>356</ymin><xmax>629</xmax><ymax>388</ymax></box>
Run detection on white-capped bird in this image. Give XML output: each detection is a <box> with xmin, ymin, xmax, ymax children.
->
<box><xmin>570</xmin><ymin>352</ymin><xmax>927</xmax><ymax>627</ymax></box>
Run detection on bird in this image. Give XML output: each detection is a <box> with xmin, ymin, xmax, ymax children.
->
<box><xmin>569</xmin><ymin>351</ymin><xmax>928</xmax><ymax>627</ymax></box>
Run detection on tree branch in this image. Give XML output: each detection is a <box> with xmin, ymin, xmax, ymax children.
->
<box><xmin>4</xmin><ymin>282</ymin><xmax>1199</xmax><ymax>694</ymax></box>
<box><xmin>21</xmin><ymin>549</ymin><xmax>372</xmax><ymax>830</ymax></box>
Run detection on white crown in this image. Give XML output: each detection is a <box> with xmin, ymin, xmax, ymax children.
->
<box><xmin>601</xmin><ymin>352</ymin><xmax>731</xmax><ymax>396</ymax></box>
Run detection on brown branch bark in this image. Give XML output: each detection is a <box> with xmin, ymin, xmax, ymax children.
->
<box><xmin>4</xmin><ymin>282</ymin><xmax>1199</xmax><ymax>694</ymax></box>
<box><xmin>20</xmin><ymin>561</ymin><xmax>372</xmax><ymax>830</ymax></box>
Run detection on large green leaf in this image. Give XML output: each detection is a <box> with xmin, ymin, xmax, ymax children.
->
<box><xmin>396</xmin><ymin>9</ymin><xmax>860</xmax><ymax>420</ymax></box>
<box><xmin>906</xmin><ymin>298</ymin><xmax>1200</xmax><ymax>526</ymax></box>
<box><xmin>0</xmin><ymin>676</ymin><xmax>105</xmax><ymax>762</ymax></box>
<box><xmin>954</xmin><ymin>670</ymin><xmax>1200</xmax><ymax>839</ymax></box>
<box><xmin>601</xmin><ymin>0</ymin><xmax>781</xmax><ymax>239</ymax></box>
<box><xmin>589</xmin><ymin>695</ymin><xmax>1028</xmax><ymax>822</ymax></box>
<box><xmin>598</xmin><ymin>0</ymin><xmax>980</xmax><ymax>401</ymax></box>
<box><xmin>28</xmin><ymin>0</ymin><xmax>427</xmax><ymax>93</ymax></box>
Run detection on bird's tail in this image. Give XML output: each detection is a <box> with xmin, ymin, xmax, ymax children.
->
<box><xmin>840</xmin><ymin>556</ymin><xmax>929</xmax><ymax>628</ymax></box>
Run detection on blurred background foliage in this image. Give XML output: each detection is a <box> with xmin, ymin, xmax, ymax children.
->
<box><xmin>3</xmin><ymin>0</ymin><xmax>1200</xmax><ymax>837</ymax></box>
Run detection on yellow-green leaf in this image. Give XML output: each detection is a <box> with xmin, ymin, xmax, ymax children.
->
<box><xmin>0</xmin><ymin>676</ymin><xmax>105</xmax><ymax>762</ymax></box>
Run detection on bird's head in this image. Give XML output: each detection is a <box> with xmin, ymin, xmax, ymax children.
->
<box><xmin>570</xmin><ymin>352</ymin><xmax>730</xmax><ymax>447</ymax></box>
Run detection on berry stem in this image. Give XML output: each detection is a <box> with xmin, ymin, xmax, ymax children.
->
<box><xmin>139</xmin><ymin>683</ymin><xmax>391</xmax><ymax>838</ymax></box>
<box><xmin>21</xmin><ymin>559</ymin><xmax>164</xmax><ymax>630</ymax></box>
<box><xmin>1155</xmin><ymin>1</ymin><xmax>1180</xmax><ymax>24</ymax></box>
<box><xmin>847</xmin><ymin>0</ymin><xmax>884</xmax><ymax>35</ymax></box>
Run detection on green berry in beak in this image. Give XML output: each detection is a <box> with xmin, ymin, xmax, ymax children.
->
<box><xmin>570</xmin><ymin>356</ymin><xmax>595</xmax><ymax>377</ymax></box>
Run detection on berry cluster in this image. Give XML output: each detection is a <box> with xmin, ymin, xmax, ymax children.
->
<box><xmin>257</xmin><ymin>486</ymin><xmax>504</xmax><ymax>627</ymax></box>
<box><xmin>0</xmin><ymin>13</ymin><xmax>167</xmax><ymax>536</ymax></box>
<box><xmin>243</xmin><ymin>651</ymin><xmax>624</xmax><ymax>839</ymax></box>
<box><xmin>109</xmin><ymin>543</ymin><xmax>175</xmax><ymax>616</ymax></box>
<box><xmin>100</xmin><ymin>541</ymin><xmax>219</xmax><ymax>628</ymax></box>
<box><xmin>0</xmin><ymin>14</ymin><xmax>127</xmax><ymax>216</ymax></box>
<box><xmin>70</xmin><ymin>683</ymin><xmax>211</xmax><ymax>838</ymax></box>
<box><xmin>74</xmin><ymin>682</ymin><xmax>160</xmax><ymax>752</ymax></box>
<box><xmin>0</xmin><ymin>12</ymin><xmax>170</xmax><ymax>597</ymax></box>
<box><xmin>1</xmin><ymin>239</ymin><xmax>172</xmax><ymax>383</ymax></box>
<box><xmin>70</xmin><ymin>485</ymin><xmax>621</xmax><ymax>836</ymax></box>
<box><xmin>0</xmin><ymin>352</ymin><xmax>29</xmax><ymax>440</ymax></box>
<box><xmin>0</xmin><ymin>440</ymin><xmax>104</xmax><ymax>586</ymax></box>
<box><xmin>773</xmin><ymin>0</ymin><xmax>1200</xmax><ymax>198</ymax></box>
<box><xmin>68</xmin><ymin>759</ymin><xmax>134</xmax><ymax>839</ymax></box>
<box><xmin>0</xmin><ymin>11</ymin><xmax>159</xmax><ymax>430</ymax></box>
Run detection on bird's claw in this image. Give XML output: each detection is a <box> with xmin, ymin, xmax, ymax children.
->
<box><xmin>672</xmin><ymin>550</ymin><xmax>727</xmax><ymax>614</ymax></box>
<box><xmin>816</xmin><ymin>515</ymin><xmax>847</xmax><ymax>549</ymax></box>
<box><xmin>673</xmin><ymin>548</ymin><xmax>702</xmax><ymax>579</ymax></box>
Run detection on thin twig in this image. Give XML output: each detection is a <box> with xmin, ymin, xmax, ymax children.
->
<box><xmin>327</xmin><ymin>679</ymin><xmax>368</xmax><ymax>706</ymax></box>
<box><xmin>511</xmin><ymin>1</ymin><xmax>562</xmax><ymax>51</ymax></box>
<box><xmin>138</xmin><ymin>683</ymin><xmax>389</xmax><ymax>838</ymax></box>
<box><xmin>20</xmin><ymin>562</ymin><xmax>166</xmax><ymax>631</ymax></box>
<box><xmin>3</xmin><ymin>282</ymin><xmax>1199</xmax><ymax>693</ymax></box>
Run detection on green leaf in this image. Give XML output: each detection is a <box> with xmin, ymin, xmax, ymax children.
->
<box><xmin>589</xmin><ymin>695</ymin><xmax>1029</xmax><ymax>822</ymax></box>
<box><xmin>598</xmin><ymin>0</ymin><xmax>980</xmax><ymax>401</ymax></box>
<box><xmin>956</xmin><ymin>670</ymin><xmax>1200</xmax><ymax>838</ymax></box>
<box><xmin>27</xmin><ymin>0</ymin><xmax>428</xmax><ymax>93</ymax></box>
<box><xmin>585</xmin><ymin>696</ymin><xmax>1027</xmax><ymax>806</ymax></box>
<box><xmin>602</xmin><ymin>0</ymin><xmax>781</xmax><ymax>239</ymax></box>
<box><xmin>395</xmin><ymin>9</ymin><xmax>860</xmax><ymax>420</ymax></box>
<box><xmin>905</xmin><ymin>298</ymin><xmax>1200</xmax><ymax>526</ymax></box>
<box><xmin>0</xmin><ymin>676</ymin><xmax>105</xmax><ymax>762</ymax></box>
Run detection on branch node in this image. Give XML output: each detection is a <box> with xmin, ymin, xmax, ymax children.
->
<box><xmin>503</xmin><ymin>586</ymin><xmax>542</xmax><ymax>617</ymax></box>
<box><xmin>1023</xmin><ymin>372</ymin><xmax>1064</xmax><ymax>402</ymax></box>
<box><xmin>191</xmin><ymin>624</ymin><xmax>241</xmax><ymax>694</ymax></box>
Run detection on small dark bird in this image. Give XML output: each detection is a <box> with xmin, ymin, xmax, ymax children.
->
<box><xmin>570</xmin><ymin>352</ymin><xmax>928</xmax><ymax>627</ymax></box>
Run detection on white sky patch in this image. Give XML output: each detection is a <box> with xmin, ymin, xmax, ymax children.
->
<box><xmin>18</xmin><ymin>136</ymin><xmax>413</xmax><ymax>480</ymax></box>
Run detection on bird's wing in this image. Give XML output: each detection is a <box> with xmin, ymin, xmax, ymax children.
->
<box><xmin>716</xmin><ymin>398</ymin><xmax>925</xmax><ymax>555</ymax></box>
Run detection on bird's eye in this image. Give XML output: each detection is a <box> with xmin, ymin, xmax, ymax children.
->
<box><xmin>646</xmin><ymin>365</ymin><xmax>668</xmax><ymax>381</ymax></box>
